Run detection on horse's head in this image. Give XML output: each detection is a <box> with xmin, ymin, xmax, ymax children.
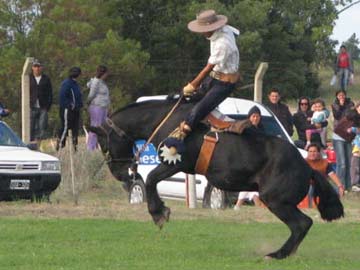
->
<box><xmin>87</xmin><ymin>118</ymin><xmax>135</xmax><ymax>184</ymax></box>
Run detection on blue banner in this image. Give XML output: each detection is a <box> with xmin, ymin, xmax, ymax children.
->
<box><xmin>134</xmin><ymin>140</ymin><xmax>160</xmax><ymax>165</ymax></box>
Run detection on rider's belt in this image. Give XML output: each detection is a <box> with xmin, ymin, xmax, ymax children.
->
<box><xmin>209</xmin><ymin>71</ymin><xmax>239</xmax><ymax>84</ymax></box>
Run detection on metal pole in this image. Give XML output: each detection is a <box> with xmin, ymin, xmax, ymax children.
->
<box><xmin>253</xmin><ymin>62</ymin><xmax>269</xmax><ymax>103</ymax></box>
<box><xmin>21</xmin><ymin>57</ymin><xmax>34</xmax><ymax>143</ymax></box>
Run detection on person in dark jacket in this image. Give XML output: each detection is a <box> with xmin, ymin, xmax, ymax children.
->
<box><xmin>331</xmin><ymin>89</ymin><xmax>354</xmax><ymax>190</ymax></box>
<box><xmin>30</xmin><ymin>59</ymin><xmax>52</xmax><ymax>141</ymax></box>
<box><xmin>293</xmin><ymin>97</ymin><xmax>327</xmax><ymax>149</ymax></box>
<box><xmin>265</xmin><ymin>88</ymin><xmax>293</xmax><ymax>136</ymax></box>
<box><xmin>56</xmin><ymin>67</ymin><xmax>83</xmax><ymax>151</ymax></box>
<box><xmin>245</xmin><ymin>105</ymin><xmax>264</xmax><ymax>134</ymax></box>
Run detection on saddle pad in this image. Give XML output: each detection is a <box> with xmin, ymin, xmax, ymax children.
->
<box><xmin>195</xmin><ymin>135</ymin><xmax>218</xmax><ymax>175</ymax></box>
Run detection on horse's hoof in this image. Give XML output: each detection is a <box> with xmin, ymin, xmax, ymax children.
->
<box><xmin>264</xmin><ymin>255</ymin><xmax>273</xmax><ymax>260</ymax></box>
<box><xmin>153</xmin><ymin>207</ymin><xmax>171</xmax><ymax>229</ymax></box>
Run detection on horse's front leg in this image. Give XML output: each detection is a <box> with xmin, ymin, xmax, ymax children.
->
<box><xmin>145</xmin><ymin>164</ymin><xmax>180</xmax><ymax>229</ymax></box>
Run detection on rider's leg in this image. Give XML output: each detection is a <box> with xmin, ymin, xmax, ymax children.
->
<box><xmin>184</xmin><ymin>79</ymin><xmax>235</xmax><ymax>131</ymax></box>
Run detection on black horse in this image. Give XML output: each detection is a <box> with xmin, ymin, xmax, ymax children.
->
<box><xmin>89</xmin><ymin>96</ymin><xmax>344</xmax><ymax>259</ymax></box>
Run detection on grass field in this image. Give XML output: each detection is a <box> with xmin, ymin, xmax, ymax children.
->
<box><xmin>0</xmin><ymin>218</ymin><xmax>359</xmax><ymax>270</ymax></box>
<box><xmin>1</xmin><ymin>192</ymin><xmax>360</xmax><ymax>270</ymax></box>
<box><xmin>3</xmin><ymin>62</ymin><xmax>360</xmax><ymax>269</ymax></box>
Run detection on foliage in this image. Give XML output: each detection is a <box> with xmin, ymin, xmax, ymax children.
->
<box><xmin>0</xmin><ymin>0</ymin><xmax>153</xmax><ymax>134</ymax></box>
<box><xmin>0</xmin><ymin>0</ymin><xmax>359</xmax><ymax>135</ymax></box>
<box><xmin>343</xmin><ymin>33</ymin><xmax>360</xmax><ymax>60</ymax></box>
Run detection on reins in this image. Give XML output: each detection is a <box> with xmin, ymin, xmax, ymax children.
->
<box><xmin>133</xmin><ymin>94</ymin><xmax>184</xmax><ymax>163</ymax></box>
<box><xmin>102</xmin><ymin>95</ymin><xmax>184</xmax><ymax>170</ymax></box>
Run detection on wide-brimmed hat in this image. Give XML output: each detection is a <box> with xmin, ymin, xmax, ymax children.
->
<box><xmin>187</xmin><ymin>10</ymin><xmax>227</xmax><ymax>33</ymax></box>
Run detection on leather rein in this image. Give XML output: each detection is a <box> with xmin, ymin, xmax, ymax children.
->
<box><xmin>100</xmin><ymin>95</ymin><xmax>184</xmax><ymax>168</ymax></box>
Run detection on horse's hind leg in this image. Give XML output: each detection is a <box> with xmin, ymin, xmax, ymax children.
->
<box><xmin>145</xmin><ymin>164</ymin><xmax>180</xmax><ymax>229</ymax></box>
<box><xmin>265</xmin><ymin>203</ymin><xmax>313</xmax><ymax>259</ymax></box>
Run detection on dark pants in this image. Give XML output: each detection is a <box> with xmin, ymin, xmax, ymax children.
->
<box><xmin>185</xmin><ymin>76</ymin><xmax>235</xmax><ymax>130</ymax></box>
<box><xmin>57</xmin><ymin>107</ymin><xmax>80</xmax><ymax>149</ymax></box>
<box><xmin>30</xmin><ymin>108</ymin><xmax>48</xmax><ymax>141</ymax></box>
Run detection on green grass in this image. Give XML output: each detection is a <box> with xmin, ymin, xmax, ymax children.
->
<box><xmin>0</xmin><ymin>217</ymin><xmax>358</xmax><ymax>270</ymax></box>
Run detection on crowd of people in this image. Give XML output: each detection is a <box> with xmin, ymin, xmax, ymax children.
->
<box><xmin>20</xmin><ymin>60</ymin><xmax>111</xmax><ymax>152</ymax></box>
<box><xmin>265</xmin><ymin>86</ymin><xmax>360</xmax><ymax>193</ymax></box>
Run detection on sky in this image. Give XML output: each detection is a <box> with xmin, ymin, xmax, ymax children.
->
<box><xmin>331</xmin><ymin>3</ymin><xmax>360</xmax><ymax>48</ymax></box>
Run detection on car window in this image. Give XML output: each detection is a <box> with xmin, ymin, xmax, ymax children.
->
<box><xmin>0</xmin><ymin>122</ymin><xmax>26</xmax><ymax>147</ymax></box>
<box><xmin>226</xmin><ymin>114</ymin><xmax>288</xmax><ymax>140</ymax></box>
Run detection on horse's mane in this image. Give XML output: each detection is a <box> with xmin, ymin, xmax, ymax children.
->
<box><xmin>110</xmin><ymin>94</ymin><xmax>194</xmax><ymax>117</ymax></box>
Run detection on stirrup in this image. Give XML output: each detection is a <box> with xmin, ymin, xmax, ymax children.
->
<box><xmin>159</xmin><ymin>122</ymin><xmax>190</xmax><ymax>164</ymax></box>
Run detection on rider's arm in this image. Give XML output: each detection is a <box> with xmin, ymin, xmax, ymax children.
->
<box><xmin>190</xmin><ymin>63</ymin><xmax>215</xmax><ymax>89</ymax></box>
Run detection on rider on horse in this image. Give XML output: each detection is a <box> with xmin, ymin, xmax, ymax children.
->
<box><xmin>165</xmin><ymin>9</ymin><xmax>240</xmax><ymax>155</ymax></box>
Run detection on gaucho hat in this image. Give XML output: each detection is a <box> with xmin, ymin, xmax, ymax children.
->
<box><xmin>187</xmin><ymin>10</ymin><xmax>227</xmax><ymax>33</ymax></box>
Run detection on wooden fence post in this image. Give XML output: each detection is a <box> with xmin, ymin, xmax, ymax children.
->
<box><xmin>21</xmin><ymin>57</ymin><xmax>34</xmax><ymax>143</ymax></box>
<box><xmin>253</xmin><ymin>62</ymin><xmax>269</xmax><ymax>103</ymax></box>
<box><xmin>186</xmin><ymin>174</ymin><xmax>197</xmax><ymax>208</ymax></box>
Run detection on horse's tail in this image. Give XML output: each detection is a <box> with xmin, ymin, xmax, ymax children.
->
<box><xmin>312</xmin><ymin>169</ymin><xmax>344</xmax><ymax>221</ymax></box>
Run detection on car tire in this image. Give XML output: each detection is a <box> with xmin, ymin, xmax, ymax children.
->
<box><xmin>128</xmin><ymin>179</ymin><xmax>147</xmax><ymax>204</ymax></box>
<box><xmin>202</xmin><ymin>184</ymin><xmax>226</xmax><ymax>209</ymax></box>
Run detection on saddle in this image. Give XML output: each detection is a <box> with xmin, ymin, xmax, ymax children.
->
<box><xmin>203</xmin><ymin>109</ymin><xmax>252</xmax><ymax>134</ymax></box>
<box><xmin>195</xmin><ymin>110</ymin><xmax>252</xmax><ymax>174</ymax></box>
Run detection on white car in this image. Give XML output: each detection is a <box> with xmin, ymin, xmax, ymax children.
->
<box><xmin>128</xmin><ymin>96</ymin><xmax>306</xmax><ymax>208</ymax></box>
<box><xmin>0</xmin><ymin>121</ymin><xmax>61</xmax><ymax>200</ymax></box>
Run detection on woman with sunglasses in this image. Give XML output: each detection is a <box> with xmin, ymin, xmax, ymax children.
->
<box><xmin>293</xmin><ymin>96</ymin><xmax>327</xmax><ymax>149</ymax></box>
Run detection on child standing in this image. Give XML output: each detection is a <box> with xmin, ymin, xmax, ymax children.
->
<box><xmin>347</xmin><ymin>102</ymin><xmax>360</xmax><ymax>191</ymax></box>
<box><xmin>305</xmin><ymin>98</ymin><xmax>329</xmax><ymax>149</ymax></box>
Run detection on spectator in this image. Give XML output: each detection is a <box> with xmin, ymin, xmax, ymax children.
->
<box><xmin>29</xmin><ymin>59</ymin><xmax>53</xmax><ymax>142</ymax></box>
<box><xmin>234</xmin><ymin>192</ymin><xmax>262</xmax><ymax>210</ymax></box>
<box><xmin>234</xmin><ymin>105</ymin><xmax>264</xmax><ymax>210</ymax></box>
<box><xmin>304</xmin><ymin>98</ymin><xmax>329</xmax><ymax>149</ymax></box>
<box><xmin>0</xmin><ymin>102</ymin><xmax>9</xmax><ymax>117</ymax></box>
<box><xmin>306</xmin><ymin>143</ymin><xmax>344</xmax><ymax>197</ymax></box>
<box><xmin>86</xmin><ymin>65</ymin><xmax>110</xmax><ymax>151</ymax></box>
<box><xmin>56</xmin><ymin>67</ymin><xmax>83</xmax><ymax>151</ymax></box>
<box><xmin>346</xmin><ymin>102</ymin><xmax>360</xmax><ymax>191</ymax></box>
<box><xmin>265</xmin><ymin>88</ymin><xmax>293</xmax><ymax>136</ymax></box>
<box><xmin>244</xmin><ymin>105</ymin><xmax>264</xmax><ymax>134</ymax></box>
<box><xmin>335</xmin><ymin>45</ymin><xmax>353</xmax><ymax>91</ymax></box>
<box><xmin>293</xmin><ymin>97</ymin><xmax>326</xmax><ymax>149</ymax></box>
<box><xmin>331</xmin><ymin>90</ymin><xmax>354</xmax><ymax>190</ymax></box>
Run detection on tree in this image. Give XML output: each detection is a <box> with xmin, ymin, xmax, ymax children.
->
<box><xmin>0</xmin><ymin>0</ymin><xmax>154</xmax><ymax>134</ymax></box>
<box><xmin>343</xmin><ymin>33</ymin><xmax>360</xmax><ymax>60</ymax></box>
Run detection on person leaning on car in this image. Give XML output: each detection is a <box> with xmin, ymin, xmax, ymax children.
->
<box><xmin>265</xmin><ymin>87</ymin><xmax>293</xmax><ymax>136</ymax></box>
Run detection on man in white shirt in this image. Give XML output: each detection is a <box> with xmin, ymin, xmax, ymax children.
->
<box><xmin>165</xmin><ymin>10</ymin><xmax>240</xmax><ymax>154</ymax></box>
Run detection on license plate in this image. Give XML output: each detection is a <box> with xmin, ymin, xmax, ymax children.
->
<box><xmin>10</xmin><ymin>179</ymin><xmax>30</xmax><ymax>190</ymax></box>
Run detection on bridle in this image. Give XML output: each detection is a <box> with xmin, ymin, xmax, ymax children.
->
<box><xmin>100</xmin><ymin>95</ymin><xmax>184</xmax><ymax>170</ymax></box>
<box><xmin>99</xmin><ymin>118</ymin><xmax>135</xmax><ymax>164</ymax></box>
